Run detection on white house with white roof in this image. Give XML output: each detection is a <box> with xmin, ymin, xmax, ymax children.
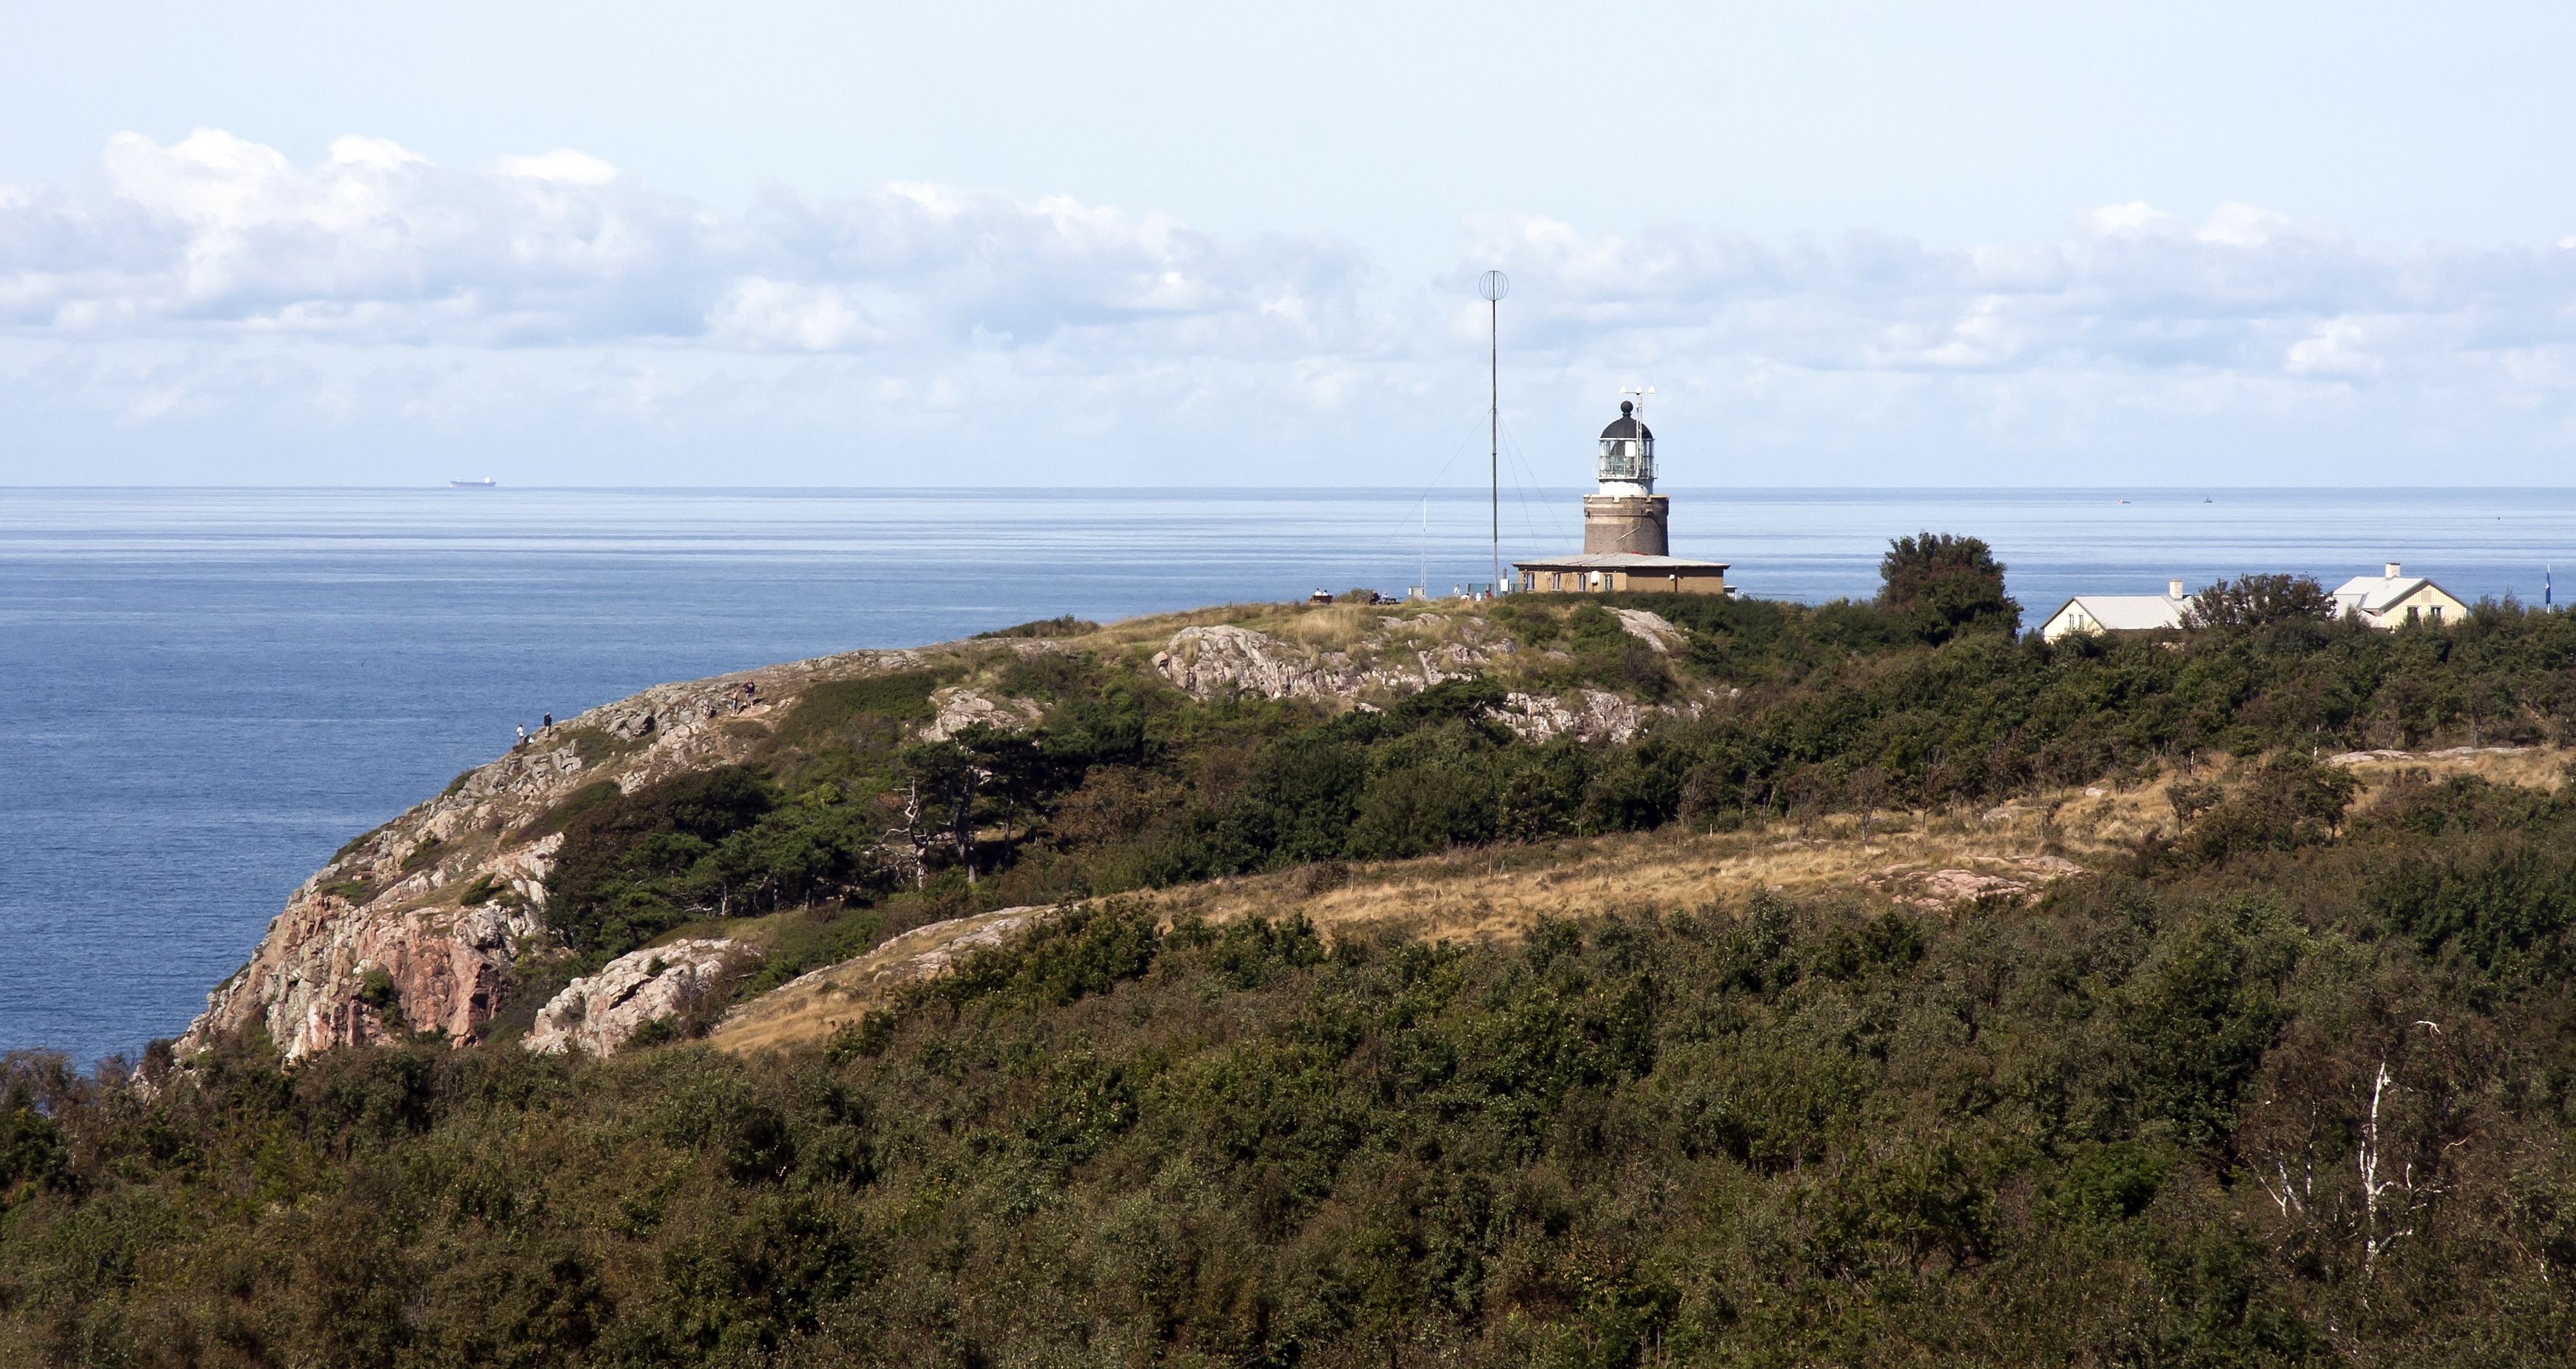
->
<box><xmin>2038</xmin><ymin>580</ymin><xmax>2190</xmax><ymax>642</ymax></box>
<box><xmin>2030</xmin><ymin>576</ymin><xmax>2195</xmax><ymax>641</ymax></box>
<box><xmin>2331</xmin><ymin>562</ymin><xmax>2468</xmax><ymax>630</ymax></box>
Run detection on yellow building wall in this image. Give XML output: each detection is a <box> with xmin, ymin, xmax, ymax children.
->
<box><xmin>2384</xmin><ymin>585</ymin><xmax>2470</xmax><ymax>628</ymax></box>
<box><xmin>1515</xmin><ymin>569</ymin><xmax>1729</xmax><ymax>596</ymax></box>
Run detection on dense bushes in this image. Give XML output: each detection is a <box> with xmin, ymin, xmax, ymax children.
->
<box><xmin>17</xmin><ymin>787</ymin><xmax>2576</xmax><ymax>1365</ymax></box>
<box><xmin>546</xmin><ymin>765</ymin><xmax>790</xmax><ymax>953</ymax></box>
<box><xmin>1875</xmin><ymin>531</ymin><xmax>2022</xmax><ymax>643</ymax></box>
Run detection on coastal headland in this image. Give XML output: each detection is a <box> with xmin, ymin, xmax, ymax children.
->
<box><xmin>15</xmin><ymin>572</ymin><xmax>2576</xmax><ymax>1362</ymax></box>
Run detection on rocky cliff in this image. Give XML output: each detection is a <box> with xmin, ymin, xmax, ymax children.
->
<box><xmin>179</xmin><ymin>601</ymin><xmax>1717</xmax><ymax>1064</ymax></box>
<box><xmin>174</xmin><ymin>649</ymin><xmax>919</xmax><ymax>1060</ymax></box>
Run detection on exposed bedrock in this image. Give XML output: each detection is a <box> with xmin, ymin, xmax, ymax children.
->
<box><xmin>524</xmin><ymin>938</ymin><xmax>754</xmax><ymax>1056</ymax></box>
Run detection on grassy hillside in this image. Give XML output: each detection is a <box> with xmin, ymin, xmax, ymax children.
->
<box><xmin>10</xmin><ymin>556</ymin><xmax>2576</xmax><ymax>1365</ymax></box>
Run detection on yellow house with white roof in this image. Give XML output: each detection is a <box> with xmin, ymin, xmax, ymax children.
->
<box><xmin>2332</xmin><ymin>562</ymin><xmax>2468</xmax><ymax>630</ymax></box>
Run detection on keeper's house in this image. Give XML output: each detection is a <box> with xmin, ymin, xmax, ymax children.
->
<box><xmin>1512</xmin><ymin>399</ymin><xmax>1732</xmax><ymax>596</ymax></box>
<box><xmin>2332</xmin><ymin>563</ymin><xmax>2468</xmax><ymax>630</ymax></box>
<box><xmin>2038</xmin><ymin>580</ymin><xmax>2190</xmax><ymax>641</ymax></box>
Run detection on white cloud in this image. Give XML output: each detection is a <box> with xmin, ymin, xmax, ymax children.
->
<box><xmin>4</xmin><ymin>130</ymin><xmax>2576</xmax><ymax>482</ymax></box>
<box><xmin>0</xmin><ymin>131</ymin><xmax>1375</xmax><ymax>360</ymax></box>
<box><xmin>704</xmin><ymin>277</ymin><xmax>883</xmax><ymax>351</ymax></box>
<box><xmin>495</xmin><ymin>149</ymin><xmax>618</xmax><ymax>184</ymax></box>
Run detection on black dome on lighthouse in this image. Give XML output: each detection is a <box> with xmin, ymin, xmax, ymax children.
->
<box><xmin>1599</xmin><ymin>399</ymin><xmax>1653</xmax><ymax>442</ymax></box>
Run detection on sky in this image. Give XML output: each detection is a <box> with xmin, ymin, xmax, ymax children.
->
<box><xmin>3</xmin><ymin>0</ymin><xmax>2574</xmax><ymax>487</ymax></box>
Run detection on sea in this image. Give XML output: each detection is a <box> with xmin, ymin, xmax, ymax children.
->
<box><xmin>5</xmin><ymin>484</ymin><xmax>2573</xmax><ymax>1067</ymax></box>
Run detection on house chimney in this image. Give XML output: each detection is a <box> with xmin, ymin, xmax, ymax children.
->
<box><xmin>2386</xmin><ymin>561</ymin><xmax>2402</xmax><ymax>579</ymax></box>
<box><xmin>2168</xmin><ymin>579</ymin><xmax>2184</xmax><ymax>599</ymax></box>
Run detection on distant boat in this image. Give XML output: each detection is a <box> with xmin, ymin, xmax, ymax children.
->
<box><xmin>449</xmin><ymin>478</ymin><xmax>497</xmax><ymax>489</ymax></box>
<box><xmin>2118</xmin><ymin>499</ymin><xmax>2131</xmax><ymax>505</ymax></box>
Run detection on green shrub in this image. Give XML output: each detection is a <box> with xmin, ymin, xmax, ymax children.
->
<box><xmin>356</xmin><ymin>967</ymin><xmax>405</xmax><ymax>1028</ymax></box>
<box><xmin>973</xmin><ymin>615</ymin><xmax>1098</xmax><ymax>640</ymax></box>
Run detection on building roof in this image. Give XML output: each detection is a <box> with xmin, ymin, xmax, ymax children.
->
<box><xmin>1512</xmin><ymin>553</ymin><xmax>1728</xmax><ymax>572</ymax></box>
<box><xmin>2044</xmin><ymin>593</ymin><xmax>2185</xmax><ymax>632</ymax></box>
<box><xmin>2329</xmin><ymin>574</ymin><xmax>2436</xmax><ymax>616</ymax></box>
<box><xmin>1598</xmin><ymin>400</ymin><xmax>1653</xmax><ymax>443</ymax></box>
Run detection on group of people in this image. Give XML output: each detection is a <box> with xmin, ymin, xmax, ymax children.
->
<box><xmin>514</xmin><ymin>713</ymin><xmax>554</xmax><ymax>748</ymax></box>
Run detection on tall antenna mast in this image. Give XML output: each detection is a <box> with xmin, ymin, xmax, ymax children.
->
<box><xmin>1479</xmin><ymin>269</ymin><xmax>1509</xmax><ymax>593</ymax></box>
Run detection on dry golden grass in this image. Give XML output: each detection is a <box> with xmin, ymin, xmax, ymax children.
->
<box><xmin>705</xmin><ymin>817</ymin><xmax>2114</xmax><ymax>1060</ymax></box>
<box><xmin>2331</xmin><ymin>745</ymin><xmax>2571</xmax><ymax>792</ymax></box>
<box><xmin>707</xmin><ymin>906</ymin><xmax>1051</xmax><ymax>1055</ymax></box>
<box><xmin>1275</xmin><ymin>604</ymin><xmax>1380</xmax><ymax>653</ymax></box>
<box><xmin>1127</xmin><ymin>815</ymin><xmax>2097</xmax><ymax>948</ymax></box>
<box><xmin>707</xmin><ymin>746</ymin><xmax>2576</xmax><ymax>1056</ymax></box>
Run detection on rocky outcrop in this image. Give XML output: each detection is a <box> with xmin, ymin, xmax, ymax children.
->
<box><xmin>1151</xmin><ymin>619</ymin><xmax>1704</xmax><ymax>745</ymax></box>
<box><xmin>1151</xmin><ymin>618</ymin><xmax>1515</xmax><ymax>704</ymax></box>
<box><xmin>1609</xmin><ymin>609</ymin><xmax>1684</xmax><ymax>654</ymax></box>
<box><xmin>1492</xmin><ymin>689</ymin><xmax>1654</xmax><ymax>745</ymax></box>
<box><xmin>2328</xmin><ymin>745</ymin><xmax>2531</xmax><ymax>765</ymax></box>
<box><xmin>190</xmin><ymin>893</ymin><xmax>543</xmax><ymax>1057</ymax></box>
<box><xmin>176</xmin><ymin>646</ymin><xmax>925</xmax><ymax>1062</ymax></box>
<box><xmin>1153</xmin><ymin>625</ymin><xmax>1368</xmax><ymax>701</ymax></box>
<box><xmin>1856</xmin><ymin>855</ymin><xmax>2083</xmax><ymax>909</ymax></box>
<box><xmin>524</xmin><ymin>939</ymin><xmax>753</xmax><ymax>1056</ymax></box>
<box><xmin>920</xmin><ymin>687</ymin><xmax>1045</xmax><ymax>742</ymax></box>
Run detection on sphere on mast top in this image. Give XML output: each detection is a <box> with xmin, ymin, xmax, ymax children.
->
<box><xmin>1478</xmin><ymin>269</ymin><xmax>1510</xmax><ymax>302</ymax></box>
<box><xmin>1598</xmin><ymin>399</ymin><xmax>1653</xmax><ymax>444</ymax></box>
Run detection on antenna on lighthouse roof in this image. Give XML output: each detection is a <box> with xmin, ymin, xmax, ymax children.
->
<box><xmin>1479</xmin><ymin>270</ymin><xmax>1508</xmax><ymax>595</ymax></box>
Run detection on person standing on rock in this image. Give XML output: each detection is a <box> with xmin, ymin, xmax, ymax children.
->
<box><xmin>543</xmin><ymin>713</ymin><xmax>552</xmax><ymax>730</ymax></box>
<box><xmin>516</xmin><ymin>724</ymin><xmax>527</xmax><ymax>747</ymax></box>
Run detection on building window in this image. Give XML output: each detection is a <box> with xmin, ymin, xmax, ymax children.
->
<box><xmin>2407</xmin><ymin>606</ymin><xmax>2421</xmax><ymax>625</ymax></box>
<box><xmin>2430</xmin><ymin>605</ymin><xmax>2443</xmax><ymax>622</ymax></box>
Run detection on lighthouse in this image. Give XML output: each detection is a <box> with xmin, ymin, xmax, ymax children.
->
<box><xmin>1584</xmin><ymin>399</ymin><xmax>1668</xmax><ymax>555</ymax></box>
<box><xmin>1510</xmin><ymin>396</ymin><xmax>1732</xmax><ymax>596</ymax></box>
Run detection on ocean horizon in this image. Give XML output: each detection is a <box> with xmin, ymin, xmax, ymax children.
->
<box><xmin>6</xmin><ymin>483</ymin><xmax>2573</xmax><ymax>1065</ymax></box>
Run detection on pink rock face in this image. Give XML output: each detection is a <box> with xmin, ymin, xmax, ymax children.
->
<box><xmin>187</xmin><ymin>887</ymin><xmax>541</xmax><ymax>1058</ymax></box>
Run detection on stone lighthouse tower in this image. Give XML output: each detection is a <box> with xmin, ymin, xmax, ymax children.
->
<box><xmin>1509</xmin><ymin>394</ymin><xmax>1730</xmax><ymax>596</ymax></box>
<box><xmin>1584</xmin><ymin>399</ymin><xmax>1667</xmax><ymax>555</ymax></box>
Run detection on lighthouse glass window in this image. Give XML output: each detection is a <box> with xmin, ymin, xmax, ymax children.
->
<box><xmin>1598</xmin><ymin>437</ymin><xmax>1650</xmax><ymax>482</ymax></box>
